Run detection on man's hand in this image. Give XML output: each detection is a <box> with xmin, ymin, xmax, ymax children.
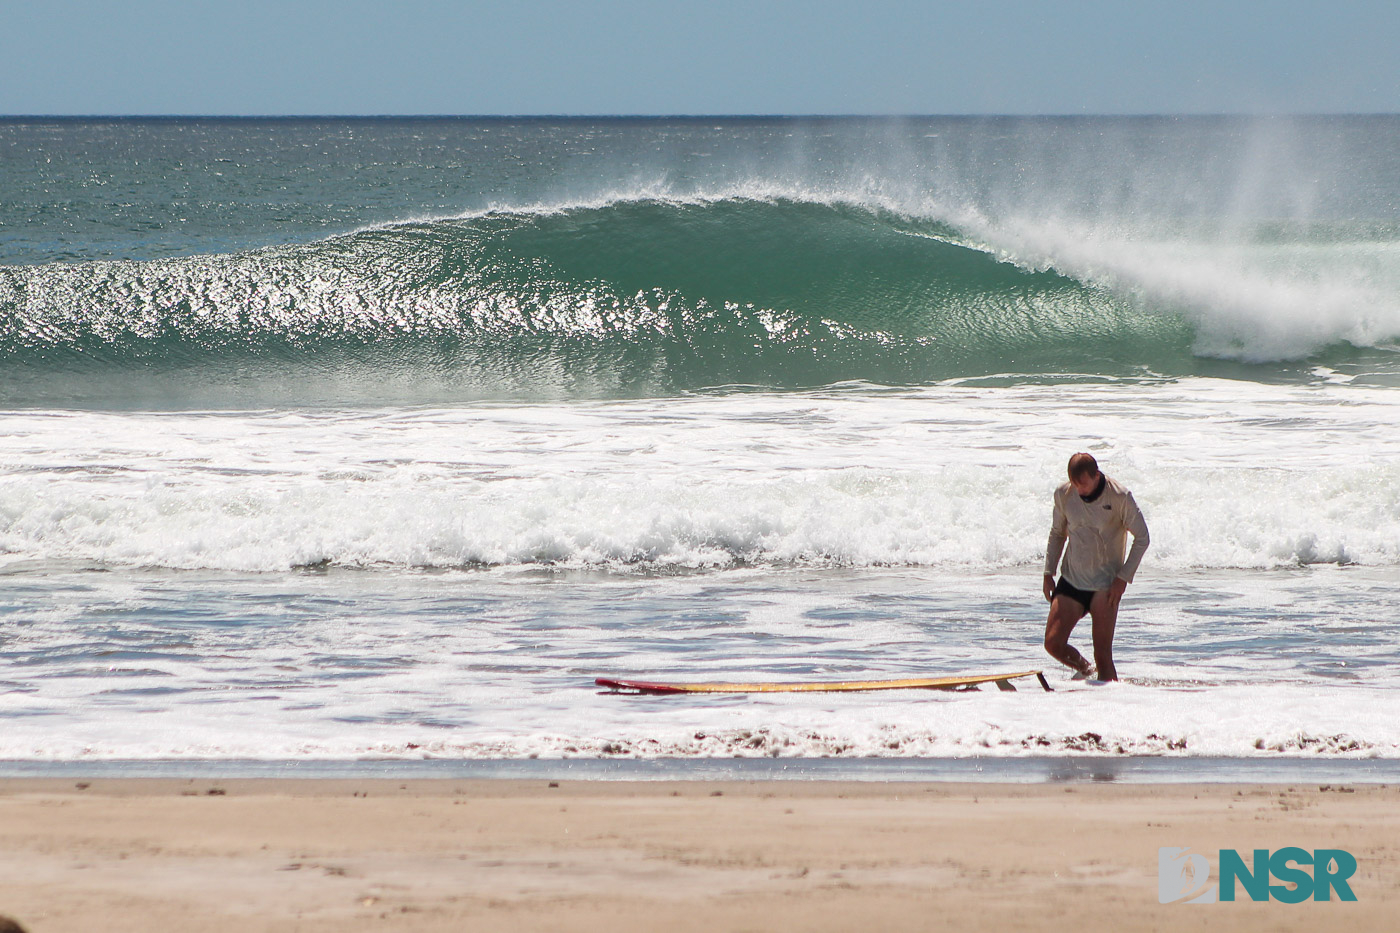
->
<box><xmin>1106</xmin><ymin>576</ymin><xmax>1128</xmax><ymax>611</ymax></box>
<box><xmin>1043</xmin><ymin>573</ymin><xmax>1055</xmax><ymax>603</ymax></box>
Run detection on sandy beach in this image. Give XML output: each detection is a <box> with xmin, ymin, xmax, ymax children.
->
<box><xmin>0</xmin><ymin>778</ymin><xmax>1394</xmax><ymax>932</ymax></box>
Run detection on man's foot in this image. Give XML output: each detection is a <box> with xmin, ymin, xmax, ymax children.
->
<box><xmin>1071</xmin><ymin>667</ymin><xmax>1097</xmax><ymax>681</ymax></box>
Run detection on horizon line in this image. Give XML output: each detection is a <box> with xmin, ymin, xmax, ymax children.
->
<box><xmin>2</xmin><ymin>111</ymin><xmax>1398</xmax><ymax>121</ymax></box>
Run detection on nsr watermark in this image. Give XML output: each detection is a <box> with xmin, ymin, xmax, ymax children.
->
<box><xmin>1159</xmin><ymin>847</ymin><xmax>1358</xmax><ymax>904</ymax></box>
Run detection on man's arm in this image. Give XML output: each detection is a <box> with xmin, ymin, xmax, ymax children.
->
<box><xmin>1117</xmin><ymin>492</ymin><xmax>1150</xmax><ymax>583</ymax></box>
<box><xmin>1107</xmin><ymin>493</ymin><xmax>1150</xmax><ymax>609</ymax></box>
<box><xmin>1043</xmin><ymin>493</ymin><xmax>1067</xmax><ymax>602</ymax></box>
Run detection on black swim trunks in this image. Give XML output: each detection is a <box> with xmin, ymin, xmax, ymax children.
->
<box><xmin>1053</xmin><ymin>576</ymin><xmax>1097</xmax><ymax>611</ymax></box>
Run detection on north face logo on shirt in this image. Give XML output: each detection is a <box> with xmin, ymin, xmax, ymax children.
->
<box><xmin>1103</xmin><ymin>504</ymin><xmax>1112</xmax><ymax>509</ymax></box>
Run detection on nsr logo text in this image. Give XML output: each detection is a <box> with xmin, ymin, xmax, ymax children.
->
<box><xmin>1159</xmin><ymin>847</ymin><xmax>1357</xmax><ymax>904</ymax></box>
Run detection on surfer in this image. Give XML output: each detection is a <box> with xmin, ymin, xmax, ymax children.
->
<box><xmin>1042</xmin><ymin>453</ymin><xmax>1149</xmax><ymax>681</ymax></box>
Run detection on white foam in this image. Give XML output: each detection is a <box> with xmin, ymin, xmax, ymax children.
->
<box><xmin>3</xmin><ymin>551</ymin><xmax>1396</xmax><ymax>761</ymax></box>
<box><xmin>2</xmin><ymin>380</ymin><xmax>1398</xmax><ymax>573</ymax></box>
<box><xmin>1</xmin><ymin>652</ymin><xmax>1393</xmax><ymax>761</ymax></box>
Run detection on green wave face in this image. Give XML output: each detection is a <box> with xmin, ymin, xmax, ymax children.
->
<box><xmin>0</xmin><ymin>196</ymin><xmax>1383</xmax><ymax>405</ymax></box>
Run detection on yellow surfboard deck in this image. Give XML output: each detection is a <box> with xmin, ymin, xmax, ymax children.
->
<box><xmin>596</xmin><ymin>669</ymin><xmax>1050</xmax><ymax>694</ymax></box>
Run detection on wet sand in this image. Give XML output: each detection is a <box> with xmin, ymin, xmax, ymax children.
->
<box><xmin>0</xmin><ymin>778</ymin><xmax>1395</xmax><ymax>932</ymax></box>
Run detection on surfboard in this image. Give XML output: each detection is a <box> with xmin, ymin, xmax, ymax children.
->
<box><xmin>596</xmin><ymin>669</ymin><xmax>1051</xmax><ymax>694</ymax></box>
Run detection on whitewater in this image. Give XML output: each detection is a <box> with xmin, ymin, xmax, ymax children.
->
<box><xmin>2</xmin><ymin>116</ymin><xmax>1399</xmax><ymax>765</ymax></box>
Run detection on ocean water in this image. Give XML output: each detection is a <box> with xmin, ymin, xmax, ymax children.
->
<box><xmin>2</xmin><ymin>116</ymin><xmax>1399</xmax><ymax>765</ymax></box>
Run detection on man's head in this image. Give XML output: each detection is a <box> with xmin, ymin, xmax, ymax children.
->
<box><xmin>1067</xmin><ymin>452</ymin><xmax>1100</xmax><ymax>496</ymax></box>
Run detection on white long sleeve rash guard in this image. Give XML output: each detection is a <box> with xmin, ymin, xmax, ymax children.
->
<box><xmin>1044</xmin><ymin>474</ymin><xmax>1150</xmax><ymax>592</ymax></box>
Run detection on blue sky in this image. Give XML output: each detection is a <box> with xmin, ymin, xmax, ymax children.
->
<box><xmin>3</xmin><ymin>0</ymin><xmax>1396</xmax><ymax>115</ymax></box>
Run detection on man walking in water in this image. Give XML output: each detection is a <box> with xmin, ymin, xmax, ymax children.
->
<box><xmin>1043</xmin><ymin>453</ymin><xmax>1149</xmax><ymax>681</ymax></box>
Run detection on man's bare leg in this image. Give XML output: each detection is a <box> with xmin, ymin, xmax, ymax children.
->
<box><xmin>1088</xmin><ymin>590</ymin><xmax>1119</xmax><ymax>681</ymax></box>
<box><xmin>1044</xmin><ymin>595</ymin><xmax>1093</xmax><ymax>676</ymax></box>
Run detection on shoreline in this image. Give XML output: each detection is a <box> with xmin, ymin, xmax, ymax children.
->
<box><xmin>2</xmin><ymin>755</ymin><xmax>1399</xmax><ymax>783</ymax></box>
<box><xmin>1</xmin><ymin>779</ymin><xmax>1395</xmax><ymax>932</ymax></box>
